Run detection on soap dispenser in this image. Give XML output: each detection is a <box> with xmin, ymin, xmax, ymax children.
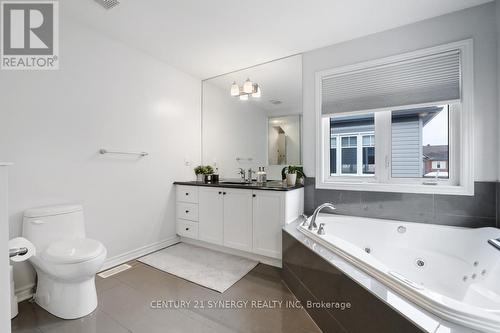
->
<box><xmin>256</xmin><ymin>167</ymin><xmax>264</xmax><ymax>184</ymax></box>
<box><xmin>261</xmin><ymin>167</ymin><xmax>267</xmax><ymax>183</ymax></box>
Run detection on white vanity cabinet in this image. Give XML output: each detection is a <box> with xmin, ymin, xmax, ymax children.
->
<box><xmin>223</xmin><ymin>189</ymin><xmax>253</xmax><ymax>252</ymax></box>
<box><xmin>252</xmin><ymin>190</ymin><xmax>284</xmax><ymax>258</ymax></box>
<box><xmin>198</xmin><ymin>187</ymin><xmax>253</xmax><ymax>251</ymax></box>
<box><xmin>175</xmin><ymin>183</ymin><xmax>304</xmax><ymax>263</ymax></box>
<box><xmin>176</xmin><ymin>185</ymin><xmax>200</xmax><ymax>239</ymax></box>
<box><xmin>198</xmin><ymin>187</ymin><xmax>224</xmax><ymax>245</ymax></box>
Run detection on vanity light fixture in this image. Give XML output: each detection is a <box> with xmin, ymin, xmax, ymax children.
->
<box><xmin>243</xmin><ymin>78</ymin><xmax>254</xmax><ymax>94</ymax></box>
<box><xmin>230</xmin><ymin>81</ymin><xmax>240</xmax><ymax>96</ymax></box>
<box><xmin>252</xmin><ymin>85</ymin><xmax>261</xmax><ymax>98</ymax></box>
<box><xmin>230</xmin><ymin>78</ymin><xmax>261</xmax><ymax>100</ymax></box>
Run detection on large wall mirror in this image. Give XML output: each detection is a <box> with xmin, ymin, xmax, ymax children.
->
<box><xmin>202</xmin><ymin>55</ymin><xmax>302</xmax><ymax>180</ymax></box>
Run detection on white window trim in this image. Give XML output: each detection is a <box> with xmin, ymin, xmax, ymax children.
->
<box><xmin>315</xmin><ymin>39</ymin><xmax>474</xmax><ymax>196</ymax></box>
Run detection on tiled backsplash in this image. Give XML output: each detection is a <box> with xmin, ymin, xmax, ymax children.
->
<box><xmin>304</xmin><ymin>178</ymin><xmax>499</xmax><ymax>228</ymax></box>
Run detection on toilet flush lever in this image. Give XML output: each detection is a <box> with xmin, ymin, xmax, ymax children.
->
<box><xmin>9</xmin><ymin>247</ymin><xmax>28</xmax><ymax>258</ymax></box>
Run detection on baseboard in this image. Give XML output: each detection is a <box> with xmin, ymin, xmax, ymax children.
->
<box><xmin>15</xmin><ymin>283</ymin><xmax>35</xmax><ymax>302</ymax></box>
<box><xmin>180</xmin><ymin>237</ymin><xmax>282</xmax><ymax>268</ymax></box>
<box><xmin>100</xmin><ymin>236</ymin><xmax>180</xmax><ymax>272</ymax></box>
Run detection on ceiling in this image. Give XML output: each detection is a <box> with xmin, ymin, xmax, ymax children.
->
<box><xmin>63</xmin><ymin>0</ymin><xmax>492</xmax><ymax>79</ymax></box>
<box><xmin>205</xmin><ymin>55</ymin><xmax>302</xmax><ymax>114</ymax></box>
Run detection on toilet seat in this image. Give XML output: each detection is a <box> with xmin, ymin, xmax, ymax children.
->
<box><xmin>42</xmin><ymin>238</ymin><xmax>105</xmax><ymax>264</ymax></box>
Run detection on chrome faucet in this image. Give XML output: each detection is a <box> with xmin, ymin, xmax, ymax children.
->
<box><xmin>309</xmin><ymin>203</ymin><xmax>336</xmax><ymax>231</ymax></box>
<box><xmin>246</xmin><ymin>168</ymin><xmax>254</xmax><ymax>182</ymax></box>
<box><xmin>488</xmin><ymin>238</ymin><xmax>500</xmax><ymax>251</ymax></box>
<box><xmin>317</xmin><ymin>223</ymin><xmax>326</xmax><ymax>235</ymax></box>
<box><xmin>300</xmin><ymin>214</ymin><xmax>309</xmax><ymax>228</ymax></box>
<box><xmin>237</xmin><ymin>168</ymin><xmax>246</xmax><ymax>181</ymax></box>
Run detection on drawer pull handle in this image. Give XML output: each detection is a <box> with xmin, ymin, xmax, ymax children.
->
<box><xmin>252</xmin><ymin>194</ymin><xmax>256</xmax><ymax>197</ymax></box>
<box><xmin>223</xmin><ymin>192</ymin><xmax>226</xmax><ymax>195</ymax></box>
<box><xmin>185</xmin><ymin>193</ymin><xmax>189</xmax><ymax>196</ymax></box>
<box><xmin>218</xmin><ymin>191</ymin><xmax>222</xmax><ymax>195</ymax></box>
<box><xmin>185</xmin><ymin>210</ymin><xmax>189</xmax><ymax>213</ymax></box>
<box><xmin>185</xmin><ymin>227</ymin><xmax>189</xmax><ymax>231</ymax></box>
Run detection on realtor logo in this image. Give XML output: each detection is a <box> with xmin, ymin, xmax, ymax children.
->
<box><xmin>1</xmin><ymin>1</ymin><xmax>58</xmax><ymax>70</ymax></box>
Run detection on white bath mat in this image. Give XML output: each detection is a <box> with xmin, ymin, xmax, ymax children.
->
<box><xmin>138</xmin><ymin>243</ymin><xmax>258</xmax><ymax>293</ymax></box>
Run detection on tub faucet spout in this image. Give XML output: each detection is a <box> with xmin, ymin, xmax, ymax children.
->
<box><xmin>309</xmin><ymin>203</ymin><xmax>335</xmax><ymax>230</ymax></box>
<box><xmin>488</xmin><ymin>238</ymin><xmax>500</xmax><ymax>251</ymax></box>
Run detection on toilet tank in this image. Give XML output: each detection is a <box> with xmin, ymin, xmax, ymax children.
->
<box><xmin>22</xmin><ymin>204</ymin><xmax>86</xmax><ymax>253</ymax></box>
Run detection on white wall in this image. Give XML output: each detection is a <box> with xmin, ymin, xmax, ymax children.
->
<box><xmin>0</xmin><ymin>166</ymin><xmax>11</xmax><ymax>333</ymax></box>
<box><xmin>303</xmin><ymin>2</ymin><xmax>498</xmax><ymax>181</ymax></box>
<box><xmin>202</xmin><ymin>82</ymin><xmax>268</xmax><ymax>179</ymax></box>
<box><xmin>0</xmin><ymin>16</ymin><xmax>201</xmax><ymax>292</ymax></box>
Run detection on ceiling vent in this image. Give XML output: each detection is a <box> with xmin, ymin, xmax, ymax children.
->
<box><xmin>94</xmin><ymin>0</ymin><xmax>120</xmax><ymax>10</ymax></box>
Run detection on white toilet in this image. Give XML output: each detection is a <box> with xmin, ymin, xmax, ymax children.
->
<box><xmin>22</xmin><ymin>204</ymin><xmax>107</xmax><ymax>319</ymax></box>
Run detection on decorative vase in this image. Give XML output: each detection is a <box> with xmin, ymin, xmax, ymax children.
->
<box><xmin>286</xmin><ymin>173</ymin><xmax>297</xmax><ymax>186</ymax></box>
<box><xmin>196</xmin><ymin>174</ymin><xmax>205</xmax><ymax>182</ymax></box>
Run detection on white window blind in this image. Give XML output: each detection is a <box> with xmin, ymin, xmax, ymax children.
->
<box><xmin>321</xmin><ymin>50</ymin><xmax>461</xmax><ymax>115</ymax></box>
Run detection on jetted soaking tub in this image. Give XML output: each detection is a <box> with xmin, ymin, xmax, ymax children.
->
<box><xmin>298</xmin><ymin>213</ymin><xmax>500</xmax><ymax>333</ymax></box>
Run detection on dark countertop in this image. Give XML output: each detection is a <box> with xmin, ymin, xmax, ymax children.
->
<box><xmin>174</xmin><ymin>180</ymin><xmax>304</xmax><ymax>191</ymax></box>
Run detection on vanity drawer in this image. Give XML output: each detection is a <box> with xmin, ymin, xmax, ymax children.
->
<box><xmin>176</xmin><ymin>186</ymin><xmax>198</xmax><ymax>203</ymax></box>
<box><xmin>176</xmin><ymin>202</ymin><xmax>198</xmax><ymax>221</ymax></box>
<box><xmin>176</xmin><ymin>219</ymin><xmax>199</xmax><ymax>239</ymax></box>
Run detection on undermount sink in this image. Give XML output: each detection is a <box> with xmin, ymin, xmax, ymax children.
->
<box><xmin>219</xmin><ymin>180</ymin><xmax>252</xmax><ymax>185</ymax></box>
<box><xmin>218</xmin><ymin>180</ymin><xmax>287</xmax><ymax>188</ymax></box>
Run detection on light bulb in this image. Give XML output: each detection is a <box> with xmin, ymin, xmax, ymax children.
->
<box><xmin>252</xmin><ymin>85</ymin><xmax>261</xmax><ymax>98</ymax></box>
<box><xmin>230</xmin><ymin>81</ymin><xmax>240</xmax><ymax>96</ymax></box>
<box><xmin>239</xmin><ymin>94</ymin><xmax>248</xmax><ymax>101</ymax></box>
<box><xmin>243</xmin><ymin>78</ymin><xmax>253</xmax><ymax>94</ymax></box>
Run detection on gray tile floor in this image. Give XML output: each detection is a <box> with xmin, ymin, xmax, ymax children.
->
<box><xmin>12</xmin><ymin>260</ymin><xmax>320</xmax><ymax>333</ymax></box>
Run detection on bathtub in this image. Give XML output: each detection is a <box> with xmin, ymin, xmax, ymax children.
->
<box><xmin>298</xmin><ymin>213</ymin><xmax>500</xmax><ymax>333</ymax></box>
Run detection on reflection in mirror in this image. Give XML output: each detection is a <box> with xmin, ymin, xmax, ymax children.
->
<box><xmin>202</xmin><ymin>55</ymin><xmax>302</xmax><ymax>181</ymax></box>
<box><xmin>268</xmin><ymin>115</ymin><xmax>301</xmax><ymax>166</ymax></box>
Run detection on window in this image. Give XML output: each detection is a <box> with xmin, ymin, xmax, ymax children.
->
<box><xmin>432</xmin><ymin>161</ymin><xmax>447</xmax><ymax>170</ymax></box>
<box><xmin>327</xmin><ymin>105</ymin><xmax>451</xmax><ymax>181</ymax></box>
<box><xmin>362</xmin><ymin>135</ymin><xmax>375</xmax><ymax>174</ymax></box>
<box><xmin>330</xmin><ymin>137</ymin><xmax>337</xmax><ymax>174</ymax></box>
<box><xmin>341</xmin><ymin>136</ymin><xmax>357</xmax><ymax>174</ymax></box>
<box><xmin>316</xmin><ymin>40</ymin><xmax>473</xmax><ymax>195</ymax></box>
<box><xmin>391</xmin><ymin>106</ymin><xmax>449</xmax><ymax>179</ymax></box>
<box><xmin>329</xmin><ymin>114</ymin><xmax>374</xmax><ymax>176</ymax></box>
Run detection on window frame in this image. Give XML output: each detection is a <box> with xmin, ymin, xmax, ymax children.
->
<box><xmin>315</xmin><ymin>39</ymin><xmax>474</xmax><ymax>195</ymax></box>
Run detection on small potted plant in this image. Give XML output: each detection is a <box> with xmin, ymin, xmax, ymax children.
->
<box><xmin>194</xmin><ymin>165</ymin><xmax>205</xmax><ymax>182</ymax></box>
<box><xmin>194</xmin><ymin>165</ymin><xmax>215</xmax><ymax>182</ymax></box>
<box><xmin>281</xmin><ymin>165</ymin><xmax>306</xmax><ymax>186</ymax></box>
<box><xmin>203</xmin><ymin>165</ymin><xmax>215</xmax><ymax>183</ymax></box>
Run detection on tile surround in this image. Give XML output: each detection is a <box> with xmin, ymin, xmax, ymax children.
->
<box><xmin>282</xmin><ymin>231</ymin><xmax>425</xmax><ymax>333</ymax></box>
<box><xmin>305</xmin><ymin>178</ymin><xmax>498</xmax><ymax>228</ymax></box>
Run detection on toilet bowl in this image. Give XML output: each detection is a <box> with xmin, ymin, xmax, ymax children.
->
<box><xmin>22</xmin><ymin>204</ymin><xmax>107</xmax><ymax>319</ymax></box>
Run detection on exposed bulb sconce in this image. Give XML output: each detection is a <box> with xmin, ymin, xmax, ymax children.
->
<box><xmin>230</xmin><ymin>78</ymin><xmax>261</xmax><ymax>100</ymax></box>
<box><xmin>243</xmin><ymin>78</ymin><xmax>254</xmax><ymax>94</ymax></box>
<box><xmin>251</xmin><ymin>84</ymin><xmax>261</xmax><ymax>98</ymax></box>
<box><xmin>230</xmin><ymin>81</ymin><xmax>240</xmax><ymax>96</ymax></box>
